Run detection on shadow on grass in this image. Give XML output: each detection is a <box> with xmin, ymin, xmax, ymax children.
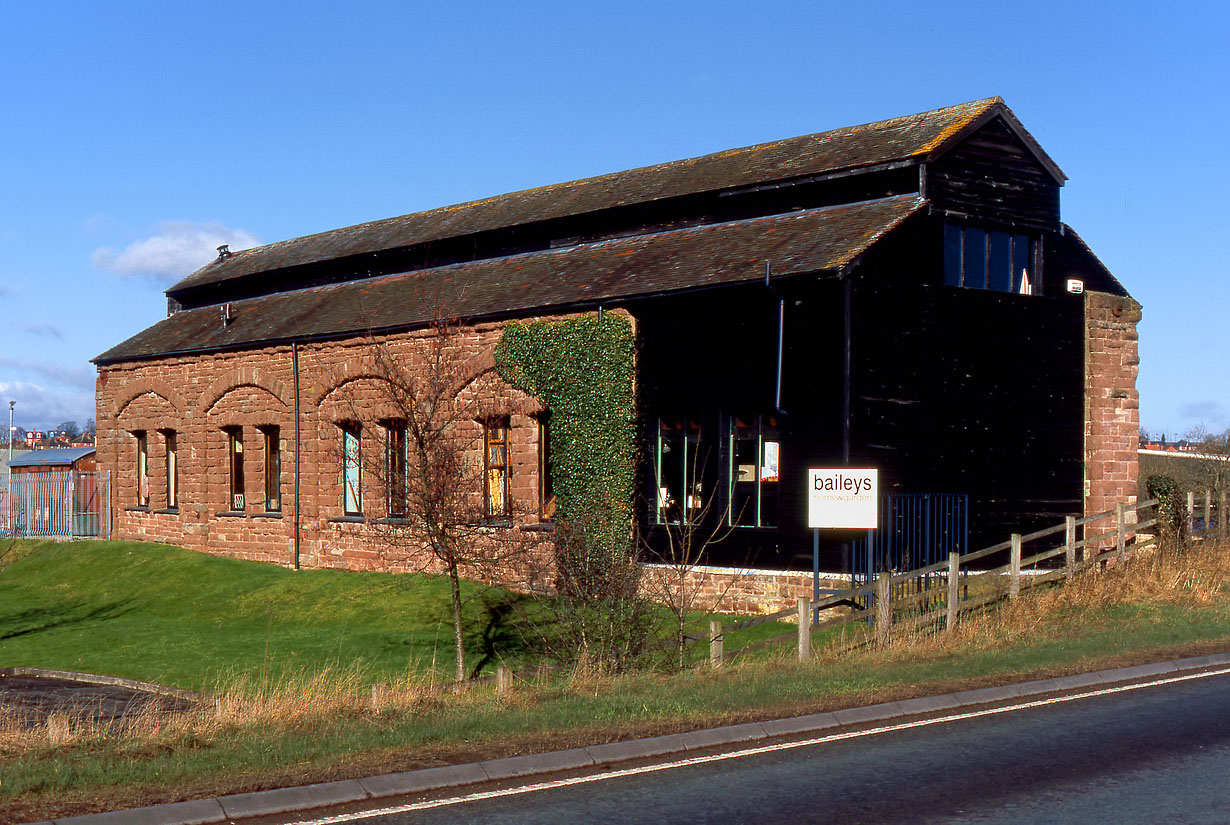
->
<box><xmin>0</xmin><ymin>599</ymin><xmax>136</xmax><ymax>641</ymax></box>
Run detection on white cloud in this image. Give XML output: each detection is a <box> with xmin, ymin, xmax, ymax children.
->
<box><xmin>0</xmin><ymin>381</ymin><xmax>95</xmax><ymax>432</ymax></box>
<box><xmin>1178</xmin><ymin>400</ymin><xmax>1229</xmax><ymax>429</ymax></box>
<box><xmin>22</xmin><ymin>321</ymin><xmax>64</xmax><ymax>340</ymax></box>
<box><xmin>0</xmin><ymin>355</ymin><xmax>94</xmax><ymax>392</ymax></box>
<box><xmin>93</xmin><ymin>220</ymin><xmax>259</xmax><ymax>283</ymax></box>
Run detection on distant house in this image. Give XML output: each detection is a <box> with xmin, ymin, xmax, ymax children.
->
<box><xmin>93</xmin><ymin>98</ymin><xmax>1139</xmax><ymax>605</ymax></box>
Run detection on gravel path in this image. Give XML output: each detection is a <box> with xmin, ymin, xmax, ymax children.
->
<box><xmin>0</xmin><ymin>671</ymin><xmax>198</xmax><ymax>724</ymax></box>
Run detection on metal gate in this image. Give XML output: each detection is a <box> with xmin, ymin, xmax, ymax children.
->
<box><xmin>853</xmin><ymin>492</ymin><xmax>969</xmax><ymax>616</ymax></box>
<box><xmin>0</xmin><ymin>471</ymin><xmax>111</xmax><ymax>539</ymax></box>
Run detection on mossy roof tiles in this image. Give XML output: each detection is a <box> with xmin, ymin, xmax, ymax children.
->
<box><xmin>168</xmin><ymin>98</ymin><xmax>1011</xmax><ymax>295</ymax></box>
<box><xmin>96</xmin><ymin>195</ymin><xmax>924</xmax><ymax>363</ymax></box>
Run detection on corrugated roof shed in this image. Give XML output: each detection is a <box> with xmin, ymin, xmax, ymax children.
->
<box><xmin>169</xmin><ymin>98</ymin><xmax>1052</xmax><ymax>296</ymax></box>
<box><xmin>96</xmin><ymin>195</ymin><xmax>925</xmax><ymax>363</ymax></box>
<box><xmin>9</xmin><ymin>448</ymin><xmax>96</xmax><ymax>468</ymax></box>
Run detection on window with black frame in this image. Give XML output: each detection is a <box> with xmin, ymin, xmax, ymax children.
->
<box><xmin>943</xmin><ymin>223</ymin><xmax>1036</xmax><ymax>295</ymax></box>
<box><xmin>655</xmin><ymin>417</ymin><xmax>702</xmax><ymax>525</ymax></box>
<box><xmin>729</xmin><ymin>414</ymin><xmax>779</xmax><ymax>528</ymax></box>
<box><xmin>385</xmin><ymin>421</ymin><xmax>407</xmax><ymax>518</ymax></box>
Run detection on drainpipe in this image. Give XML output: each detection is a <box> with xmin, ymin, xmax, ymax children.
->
<box><xmin>842</xmin><ymin>274</ymin><xmax>852</xmax><ymax>466</ymax></box>
<box><xmin>841</xmin><ymin>274</ymin><xmax>853</xmax><ymax>577</ymax></box>
<box><xmin>763</xmin><ymin>262</ymin><xmax>787</xmax><ymax>416</ymax></box>
<box><xmin>292</xmin><ymin>342</ymin><xmax>302</xmax><ymax>570</ymax></box>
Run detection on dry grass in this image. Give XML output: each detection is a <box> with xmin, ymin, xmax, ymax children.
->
<box><xmin>0</xmin><ymin>663</ymin><xmax>461</xmax><ymax>757</ymax></box>
<box><xmin>2</xmin><ymin>536</ymin><xmax>1227</xmax><ymax>820</ymax></box>
<box><xmin>872</xmin><ymin>536</ymin><xmax>1230</xmax><ymax>658</ymax></box>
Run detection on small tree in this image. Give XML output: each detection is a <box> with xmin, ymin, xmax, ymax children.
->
<box><xmin>639</xmin><ymin>448</ymin><xmax>741</xmax><ymax>670</ymax></box>
<box><xmin>333</xmin><ymin>322</ymin><xmax>541</xmax><ymax>682</ymax></box>
<box><xmin>548</xmin><ymin>508</ymin><xmax>654</xmax><ymax>674</ymax></box>
<box><xmin>1185</xmin><ymin>426</ymin><xmax>1230</xmax><ymax>493</ymax></box>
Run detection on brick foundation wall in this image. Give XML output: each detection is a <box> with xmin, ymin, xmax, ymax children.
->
<box><xmin>1084</xmin><ymin>291</ymin><xmax>1142</xmax><ymax>521</ymax></box>
<box><xmin>640</xmin><ymin>563</ymin><xmax>849</xmax><ymax>616</ymax></box>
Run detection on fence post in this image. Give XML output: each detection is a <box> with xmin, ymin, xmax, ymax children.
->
<box><xmin>1221</xmin><ymin>490</ymin><xmax>1227</xmax><ymax>538</ymax></box>
<box><xmin>946</xmin><ymin>552</ymin><xmax>960</xmax><ymax>633</ymax></box>
<box><xmin>1009</xmin><ymin>534</ymin><xmax>1021</xmax><ymax>599</ymax></box>
<box><xmin>876</xmin><ymin>573</ymin><xmax>891</xmax><ymax>647</ymax></box>
<box><xmin>1187</xmin><ymin>491</ymin><xmax>1195</xmax><ymax>536</ymax></box>
<box><xmin>1203</xmin><ymin>490</ymin><xmax>1212</xmax><ymax>538</ymax></box>
<box><xmin>797</xmin><ymin>597</ymin><xmax>811</xmax><ymax>662</ymax></box>
<box><xmin>1065</xmin><ymin>516</ymin><xmax>1077</xmax><ymax>570</ymax></box>
<box><xmin>1116</xmin><ymin>502</ymin><xmax>1127</xmax><ymax>561</ymax></box>
<box><xmin>710</xmin><ymin>620</ymin><xmax>723</xmax><ymax>669</ymax></box>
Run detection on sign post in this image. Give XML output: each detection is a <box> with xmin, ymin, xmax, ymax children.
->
<box><xmin>807</xmin><ymin>468</ymin><xmax>878</xmax><ymax>622</ymax></box>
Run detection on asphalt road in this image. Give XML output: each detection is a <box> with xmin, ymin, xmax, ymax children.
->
<box><xmin>309</xmin><ymin>670</ymin><xmax>1230</xmax><ymax>825</ymax></box>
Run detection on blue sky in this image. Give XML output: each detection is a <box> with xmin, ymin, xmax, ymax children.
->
<box><xmin>1</xmin><ymin>1</ymin><xmax>1226</xmax><ymax>437</ymax></box>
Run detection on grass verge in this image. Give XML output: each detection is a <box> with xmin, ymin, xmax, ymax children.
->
<box><xmin>1</xmin><ymin>537</ymin><xmax>1227</xmax><ymax>821</ymax></box>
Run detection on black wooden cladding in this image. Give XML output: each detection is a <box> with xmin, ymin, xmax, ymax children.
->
<box><xmin>848</xmin><ymin>277</ymin><xmax>1085</xmax><ymax>552</ymax></box>
<box><xmin>634</xmin><ymin>214</ymin><xmax>1088</xmax><ymax>572</ymax></box>
<box><xmin>926</xmin><ymin>117</ymin><xmax>1061</xmax><ymax>233</ymax></box>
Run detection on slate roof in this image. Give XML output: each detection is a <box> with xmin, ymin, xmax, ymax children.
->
<box><xmin>170</xmin><ymin>97</ymin><xmax>1040</xmax><ymax>296</ymax></box>
<box><xmin>9</xmin><ymin>448</ymin><xmax>96</xmax><ymax>468</ymax></box>
<box><xmin>95</xmin><ymin>195</ymin><xmax>925</xmax><ymax>364</ymax></box>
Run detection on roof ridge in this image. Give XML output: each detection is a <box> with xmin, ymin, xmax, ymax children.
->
<box><xmin>171</xmin><ymin>99</ymin><xmax>1000</xmax><ymax>295</ymax></box>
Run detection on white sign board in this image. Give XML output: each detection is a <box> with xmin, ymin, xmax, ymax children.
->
<box><xmin>807</xmin><ymin>468</ymin><xmax>878</xmax><ymax>529</ymax></box>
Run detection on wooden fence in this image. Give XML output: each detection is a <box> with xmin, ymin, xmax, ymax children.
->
<box><xmin>1186</xmin><ymin>489</ymin><xmax>1225</xmax><ymax>537</ymax></box>
<box><xmin>707</xmin><ymin>497</ymin><xmax>1173</xmax><ymax>666</ymax></box>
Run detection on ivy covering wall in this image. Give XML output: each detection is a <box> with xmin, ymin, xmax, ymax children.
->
<box><xmin>494</xmin><ymin>313</ymin><xmax>635</xmax><ymax>538</ymax></box>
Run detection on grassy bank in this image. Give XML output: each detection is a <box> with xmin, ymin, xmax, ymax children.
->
<box><xmin>1</xmin><ymin>537</ymin><xmax>1227</xmax><ymax>821</ymax></box>
<box><xmin>0</xmin><ymin>540</ymin><xmax>784</xmax><ymax>687</ymax></box>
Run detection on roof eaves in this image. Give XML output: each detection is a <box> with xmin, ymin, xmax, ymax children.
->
<box><xmin>99</xmin><ymin>196</ymin><xmax>925</xmax><ymax>365</ymax></box>
<box><xmin>1060</xmin><ymin>223</ymin><xmax>1132</xmax><ymax>299</ymax></box>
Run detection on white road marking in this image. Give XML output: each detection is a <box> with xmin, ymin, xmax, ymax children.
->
<box><xmin>283</xmin><ymin>666</ymin><xmax>1230</xmax><ymax>824</ymax></box>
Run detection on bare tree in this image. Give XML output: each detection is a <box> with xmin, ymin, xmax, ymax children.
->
<box><xmin>54</xmin><ymin>420</ymin><xmax>81</xmax><ymax>444</ymax></box>
<box><xmin>331</xmin><ymin>321</ymin><xmax>542</xmax><ymax>682</ymax></box>
<box><xmin>639</xmin><ymin>445</ymin><xmax>743</xmax><ymax>669</ymax></box>
<box><xmin>1186</xmin><ymin>425</ymin><xmax>1230</xmax><ymax>493</ymax></box>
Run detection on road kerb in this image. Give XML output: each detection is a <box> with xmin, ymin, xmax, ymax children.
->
<box><xmin>39</xmin><ymin>653</ymin><xmax>1230</xmax><ymax>825</ymax></box>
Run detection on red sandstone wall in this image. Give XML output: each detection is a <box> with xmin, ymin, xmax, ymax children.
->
<box><xmin>1084</xmin><ymin>291</ymin><xmax>1142</xmax><ymax>520</ymax></box>
<box><xmin>95</xmin><ymin>316</ymin><xmax>581</xmax><ymax>578</ymax></box>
